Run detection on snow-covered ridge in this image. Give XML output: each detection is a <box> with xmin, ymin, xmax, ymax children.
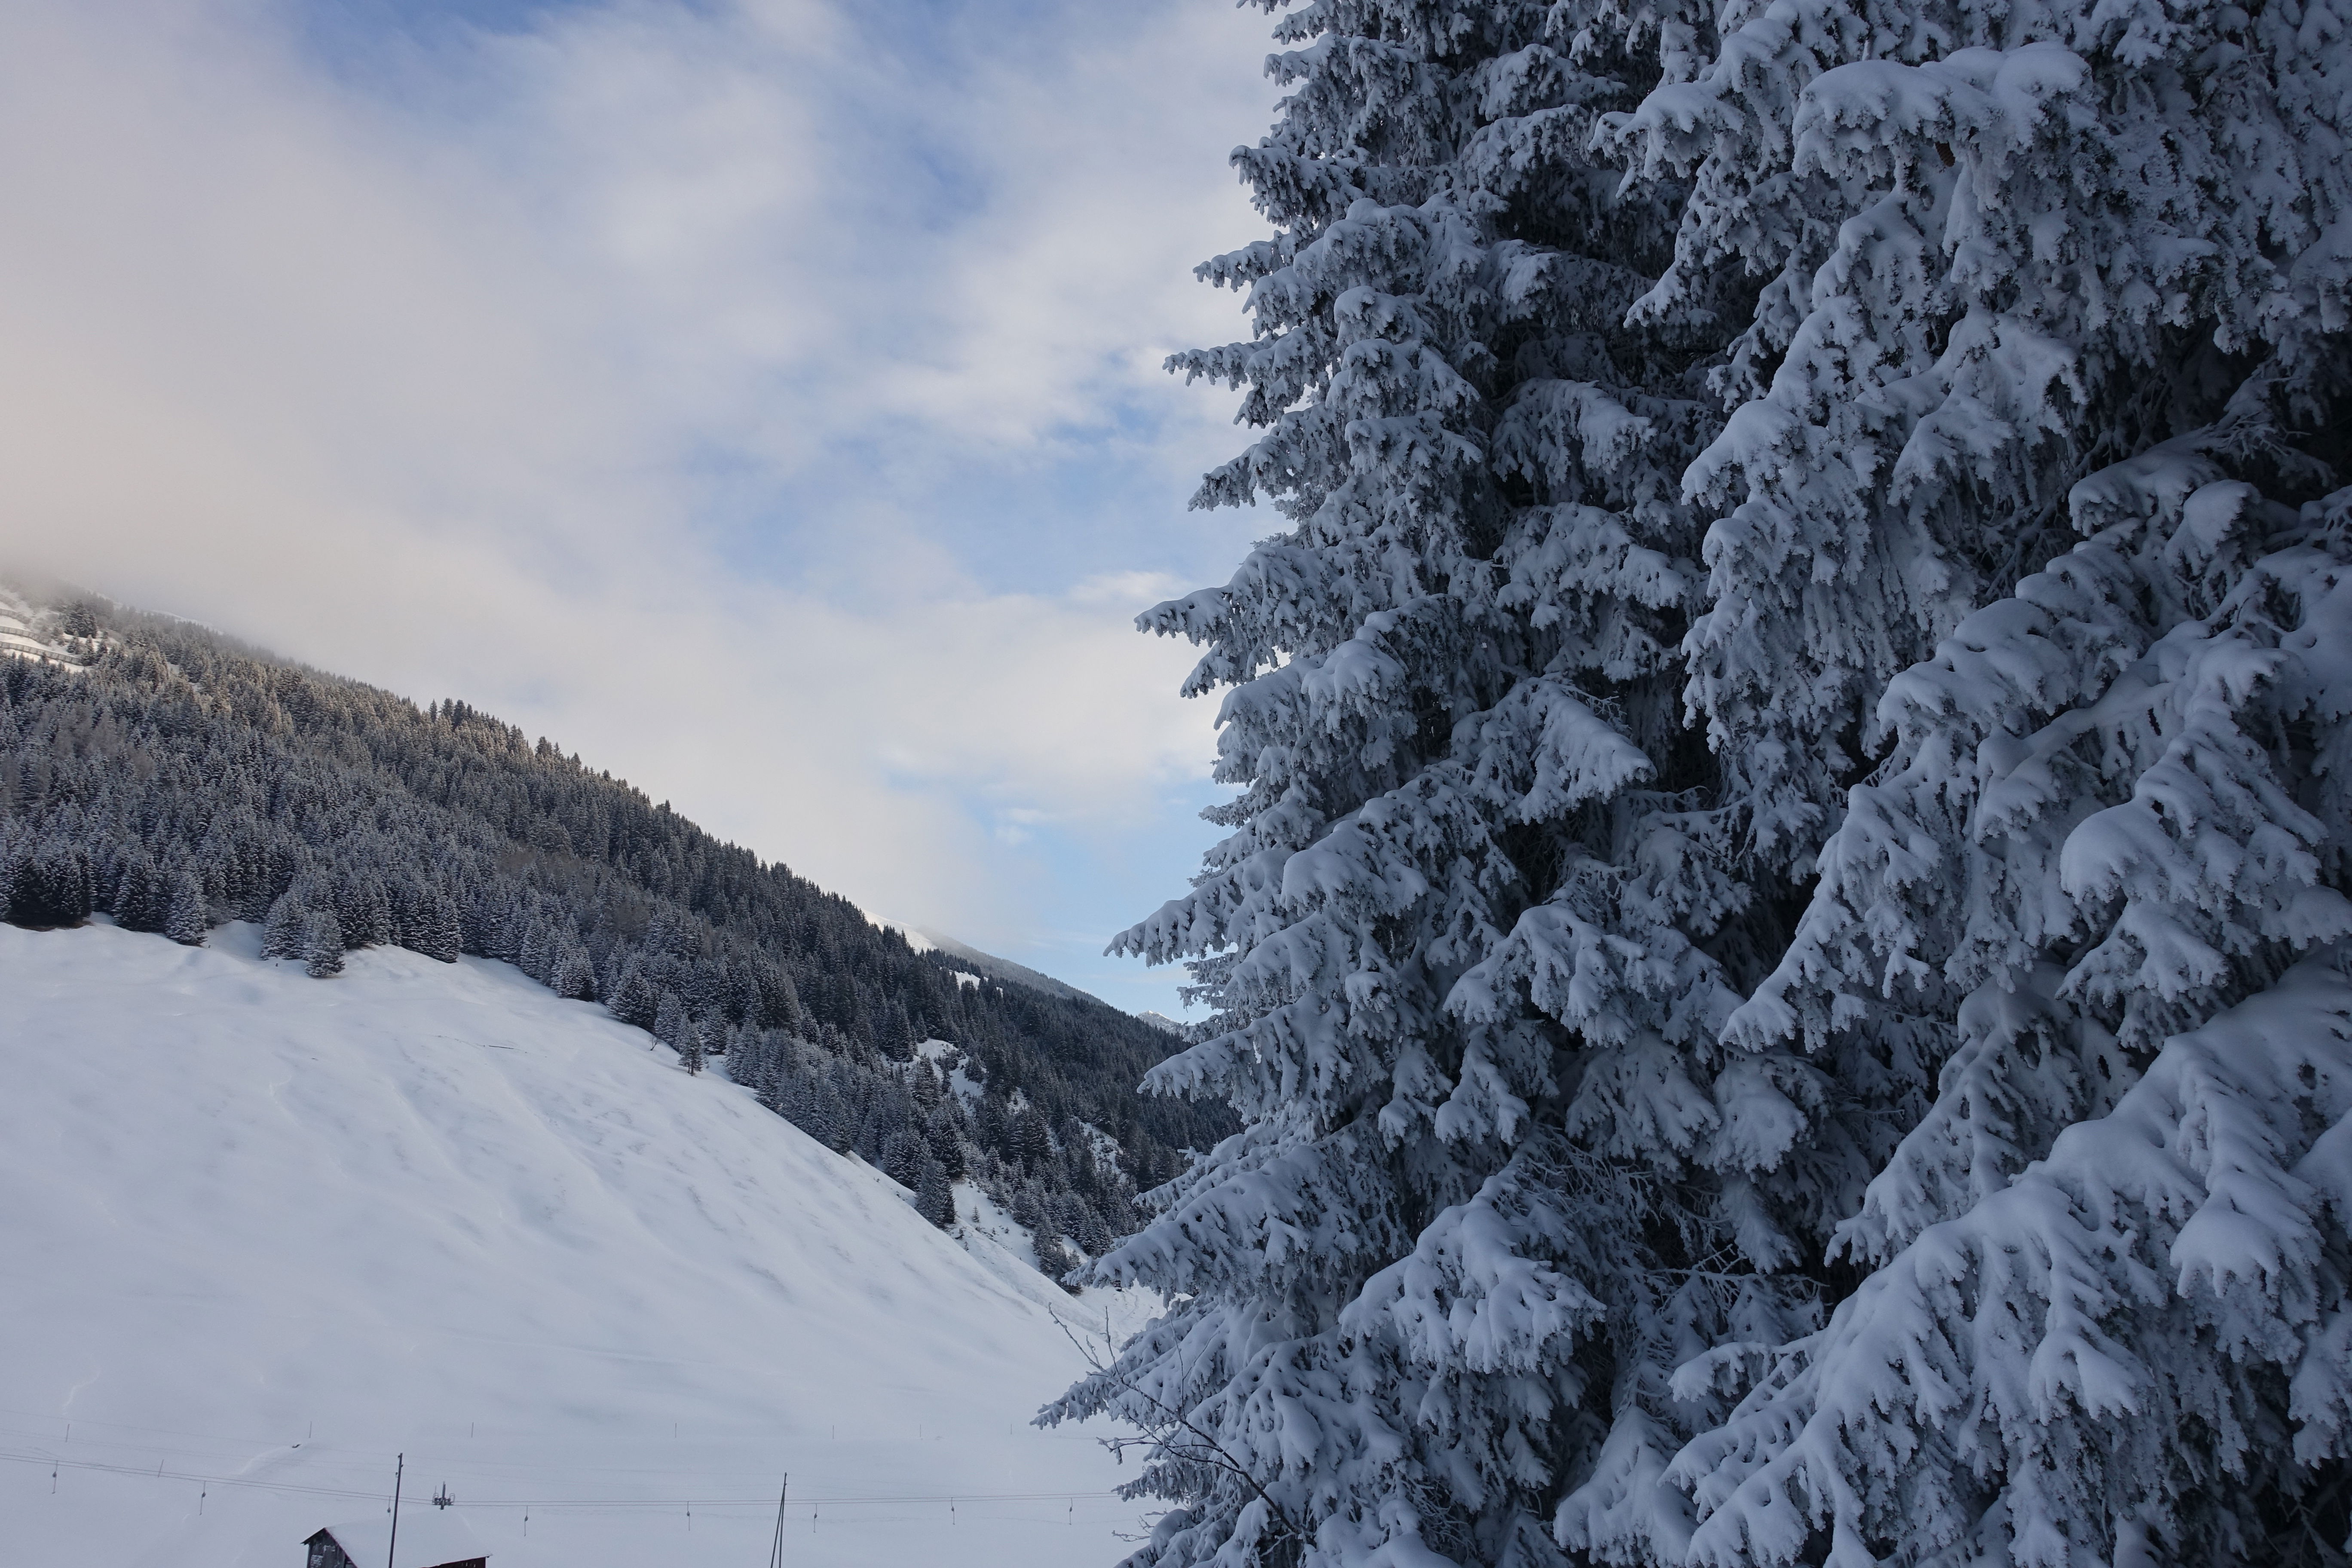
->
<box><xmin>858</xmin><ymin>906</ymin><xmax>1095</xmax><ymax>1004</ymax></box>
<box><xmin>860</xmin><ymin>907</ymin><xmax>940</xmax><ymax>954</ymax></box>
<box><xmin>0</xmin><ymin>584</ymin><xmax>93</xmax><ymax>671</ymax></box>
<box><xmin>0</xmin><ymin>921</ymin><xmax>1145</xmax><ymax>1568</ymax></box>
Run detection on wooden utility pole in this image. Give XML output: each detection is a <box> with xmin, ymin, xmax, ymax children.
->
<box><xmin>387</xmin><ymin>1454</ymin><xmax>404</xmax><ymax>1568</ymax></box>
<box><xmin>767</xmin><ymin>1473</ymin><xmax>788</xmax><ymax>1568</ymax></box>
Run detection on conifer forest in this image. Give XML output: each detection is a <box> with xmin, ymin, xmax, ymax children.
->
<box><xmin>0</xmin><ymin>601</ymin><xmax>1229</xmax><ymax>1268</ymax></box>
<box><xmin>8</xmin><ymin>0</ymin><xmax>2352</xmax><ymax>1564</ymax></box>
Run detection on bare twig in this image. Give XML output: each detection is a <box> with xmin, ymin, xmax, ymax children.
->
<box><xmin>1055</xmin><ymin>1320</ymin><xmax>1301</xmax><ymax>1547</ymax></box>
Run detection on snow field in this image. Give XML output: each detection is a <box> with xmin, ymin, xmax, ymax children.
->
<box><xmin>0</xmin><ymin>920</ymin><xmax>1148</xmax><ymax>1568</ymax></box>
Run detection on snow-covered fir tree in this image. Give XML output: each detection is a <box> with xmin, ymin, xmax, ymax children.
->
<box><xmin>1061</xmin><ymin>0</ymin><xmax>2352</xmax><ymax>1563</ymax></box>
<box><xmin>1583</xmin><ymin>0</ymin><xmax>2352</xmax><ymax>1550</ymax></box>
<box><xmin>303</xmin><ymin>910</ymin><xmax>346</xmax><ymax>979</ymax></box>
<box><xmin>1048</xmin><ymin>0</ymin><xmax>1820</xmax><ymax>1561</ymax></box>
<box><xmin>917</xmin><ymin>1156</ymin><xmax>957</xmax><ymax>1230</ymax></box>
<box><xmin>161</xmin><ymin>865</ymin><xmax>208</xmax><ymax>947</ymax></box>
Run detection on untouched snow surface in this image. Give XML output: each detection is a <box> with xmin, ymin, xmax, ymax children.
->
<box><xmin>0</xmin><ymin>922</ymin><xmax>1148</xmax><ymax>1568</ymax></box>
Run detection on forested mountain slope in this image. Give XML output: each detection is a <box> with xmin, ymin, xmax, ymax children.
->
<box><xmin>0</xmin><ymin>579</ymin><xmax>1228</xmax><ymax>1262</ymax></box>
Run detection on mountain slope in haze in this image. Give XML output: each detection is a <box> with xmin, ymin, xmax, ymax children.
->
<box><xmin>0</xmin><ymin>579</ymin><xmax>1233</xmax><ymax>1265</ymax></box>
<box><xmin>0</xmin><ymin>919</ymin><xmax>1145</xmax><ymax>1568</ymax></box>
<box><xmin>0</xmin><ymin>580</ymin><xmax>93</xmax><ymax>671</ymax></box>
<box><xmin>860</xmin><ymin>913</ymin><xmax>1090</xmax><ymax>1004</ymax></box>
<box><xmin>891</xmin><ymin>919</ymin><xmax>1096</xmax><ymax>1005</ymax></box>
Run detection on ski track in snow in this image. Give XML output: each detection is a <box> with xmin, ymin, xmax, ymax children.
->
<box><xmin>0</xmin><ymin>921</ymin><xmax>1152</xmax><ymax>1568</ymax></box>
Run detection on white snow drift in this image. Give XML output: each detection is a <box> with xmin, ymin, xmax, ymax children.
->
<box><xmin>0</xmin><ymin>920</ymin><xmax>1144</xmax><ymax>1568</ymax></box>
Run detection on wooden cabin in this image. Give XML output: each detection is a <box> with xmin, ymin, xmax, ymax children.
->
<box><xmin>303</xmin><ymin>1513</ymin><xmax>487</xmax><ymax>1568</ymax></box>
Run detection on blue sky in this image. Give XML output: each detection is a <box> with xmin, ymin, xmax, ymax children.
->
<box><xmin>0</xmin><ymin>0</ymin><xmax>1285</xmax><ymax>1014</ymax></box>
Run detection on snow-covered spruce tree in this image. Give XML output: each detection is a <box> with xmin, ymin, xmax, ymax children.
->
<box><xmin>303</xmin><ymin>910</ymin><xmax>346</xmax><ymax>979</ymax></box>
<box><xmin>1573</xmin><ymin>0</ymin><xmax>2352</xmax><ymax>1557</ymax></box>
<box><xmin>1599</xmin><ymin>0</ymin><xmax>2342</xmax><ymax>866</ymax></box>
<box><xmin>1664</xmin><ymin>463</ymin><xmax>2352</xmax><ymax>1568</ymax></box>
<box><xmin>1047</xmin><ymin>2</ymin><xmax>1827</xmax><ymax>1562</ymax></box>
<box><xmin>162</xmin><ymin>864</ymin><xmax>208</xmax><ymax>946</ymax></box>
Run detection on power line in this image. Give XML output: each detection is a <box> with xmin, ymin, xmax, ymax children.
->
<box><xmin>0</xmin><ymin>1448</ymin><xmax>382</xmax><ymax>1502</ymax></box>
<box><xmin>0</xmin><ymin>1448</ymin><xmax>1124</xmax><ymax>1513</ymax></box>
<box><xmin>0</xmin><ymin>1406</ymin><xmax>328</xmax><ymax>1452</ymax></box>
<box><xmin>451</xmin><ymin>1488</ymin><xmax>1126</xmax><ymax>1510</ymax></box>
<box><xmin>0</xmin><ymin>1405</ymin><xmax>1113</xmax><ymax>1463</ymax></box>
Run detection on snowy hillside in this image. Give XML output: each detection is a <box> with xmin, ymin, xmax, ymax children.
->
<box><xmin>0</xmin><ymin>921</ymin><xmax>1148</xmax><ymax>1568</ymax></box>
<box><xmin>0</xmin><ymin>594</ymin><xmax>1230</xmax><ymax>1259</ymax></box>
<box><xmin>0</xmin><ymin>583</ymin><xmax>92</xmax><ymax>671</ymax></box>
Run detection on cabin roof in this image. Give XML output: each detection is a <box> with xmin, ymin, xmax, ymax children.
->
<box><xmin>308</xmin><ymin>1511</ymin><xmax>487</xmax><ymax>1568</ymax></box>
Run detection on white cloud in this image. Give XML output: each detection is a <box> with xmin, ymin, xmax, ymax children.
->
<box><xmin>0</xmin><ymin>0</ymin><xmax>1272</xmax><ymax>955</ymax></box>
<box><xmin>439</xmin><ymin>0</ymin><xmax>1271</xmax><ymax>487</ymax></box>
